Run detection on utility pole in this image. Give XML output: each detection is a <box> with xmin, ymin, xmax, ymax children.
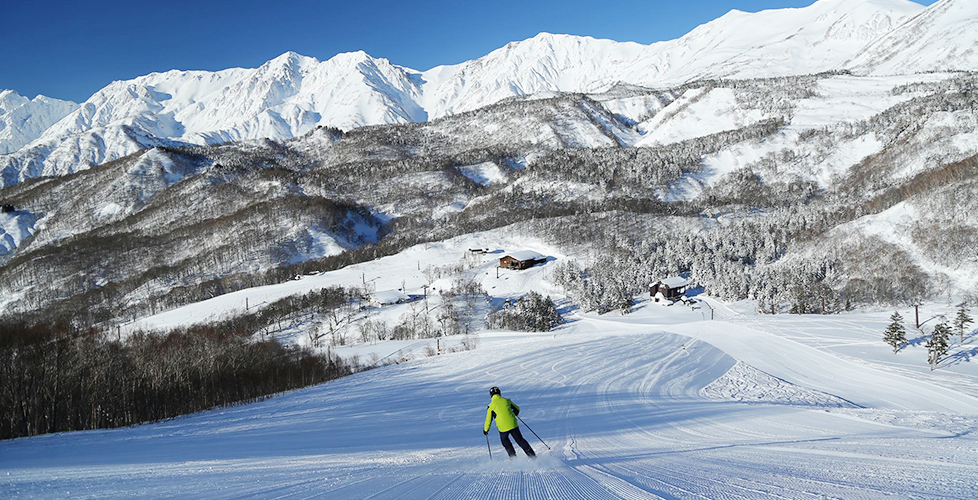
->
<box><xmin>703</xmin><ymin>303</ymin><xmax>714</xmax><ymax>320</ymax></box>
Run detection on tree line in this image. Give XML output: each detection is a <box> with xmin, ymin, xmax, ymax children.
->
<box><xmin>883</xmin><ymin>305</ymin><xmax>974</xmax><ymax>371</ymax></box>
<box><xmin>0</xmin><ymin>320</ymin><xmax>356</xmax><ymax>440</ymax></box>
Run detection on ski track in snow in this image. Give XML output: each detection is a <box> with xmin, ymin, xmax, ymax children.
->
<box><xmin>3</xmin><ymin>317</ymin><xmax>978</xmax><ymax>499</ymax></box>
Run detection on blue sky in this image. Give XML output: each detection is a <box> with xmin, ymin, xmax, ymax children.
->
<box><xmin>1</xmin><ymin>0</ymin><xmax>937</xmax><ymax>103</ymax></box>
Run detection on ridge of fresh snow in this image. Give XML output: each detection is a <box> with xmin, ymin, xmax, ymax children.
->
<box><xmin>34</xmin><ymin>50</ymin><xmax>425</xmax><ymax>146</ymax></box>
<box><xmin>0</xmin><ymin>50</ymin><xmax>425</xmax><ymax>187</ymax></box>
<box><xmin>0</xmin><ymin>90</ymin><xmax>78</xmax><ymax>154</ymax></box>
<box><xmin>419</xmin><ymin>0</ymin><xmax>923</xmax><ymax>117</ymax></box>
<box><xmin>847</xmin><ymin>0</ymin><xmax>978</xmax><ymax>76</ymax></box>
<box><xmin>654</xmin><ymin>0</ymin><xmax>924</xmax><ymax>80</ymax></box>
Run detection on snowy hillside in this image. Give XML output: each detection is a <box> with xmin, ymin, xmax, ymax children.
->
<box><xmin>0</xmin><ymin>0</ymin><xmax>956</xmax><ymax>189</ymax></box>
<box><xmin>0</xmin><ymin>90</ymin><xmax>77</xmax><ymax>155</ymax></box>
<box><xmin>2</xmin><ymin>69</ymin><xmax>977</xmax><ymax>322</ymax></box>
<box><xmin>848</xmin><ymin>0</ymin><xmax>978</xmax><ymax>76</ymax></box>
<box><xmin>631</xmin><ymin>0</ymin><xmax>923</xmax><ymax>83</ymax></box>
<box><xmin>4</xmin><ymin>297</ymin><xmax>977</xmax><ymax>498</ymax></box>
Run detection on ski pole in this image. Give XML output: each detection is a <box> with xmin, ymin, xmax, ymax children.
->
<box><xmin>517</xmin><ymin>415</ymin><xmax>551</xmax><ymax>450</ymax></box>
<box><xmin>486</xmin><ymin>433</ymin><xmax>492</xmax><ymax>460</ymax></box>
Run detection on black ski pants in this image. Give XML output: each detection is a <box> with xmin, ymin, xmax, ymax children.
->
<box><xmin>499</xmin><ymin>427</ymin><xmax>535</xmax><ymax>457</ymax></box>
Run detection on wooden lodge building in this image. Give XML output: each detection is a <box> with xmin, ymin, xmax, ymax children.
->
<box><xmin>651</xmin><ymin>276</ymin><xmax>690</xmax><ymax>302</ymax></box>
<box><xmin>499</xmin><ymin>251</ymin><xmax>546</xmax><ymax>270</ymax></box>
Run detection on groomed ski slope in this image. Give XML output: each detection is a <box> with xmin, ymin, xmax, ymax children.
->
<box><xmin>3</xmin><ymin>307</ymin><xmax>978</xmax><ymax>499</ymax></box>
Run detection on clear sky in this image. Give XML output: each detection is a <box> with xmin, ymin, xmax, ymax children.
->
<box><xmin>0</xmin><ymin>0</ymin><xmax>938</xmax><ymax>103</ymax></box>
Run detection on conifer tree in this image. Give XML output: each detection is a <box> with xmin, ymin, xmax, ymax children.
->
<box><xmin>954</xmin><ymin>305</ymin><xmax>973</xmax><ymax>343</ymax></box>
<box><xmin>926</xmin><ymin>319</ymin><xmax>952</xmax><ymax>371</ymax></box>
<box><xmin>883</xmin><ymin>312</ymin><xmax>907</xmax><ymax>354</ymax></box>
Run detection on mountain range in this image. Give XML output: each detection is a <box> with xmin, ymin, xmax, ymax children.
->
<box><xmin>2</xmin><ymin>0</ymin><xmax>975</xmax><ymax>189</ymax></box>
<box><xmin>1</xmin><ymin>0</ymin><xmax>977</xmax><ymax>323</ymax></box>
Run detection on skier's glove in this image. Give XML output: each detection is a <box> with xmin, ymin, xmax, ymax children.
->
<box><xmin>483</xmin><ymin>430</ymin><xmax>488</xmax><ymax>435</ymax></box>
<box><xmin>513</xmin><ymin>407</ymin><xmax>519</xmax><ymax>416</ymax></box>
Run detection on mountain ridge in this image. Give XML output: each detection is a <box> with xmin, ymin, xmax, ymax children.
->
<box><xmin>0</xmin><ymin>90</ymin><xmax>78</xmax><ymax>155</ymax></box>
<box><xmin>0</xmin><ymin>0</ymin><xmax>970</xmax><ymax>191</ymax></box>
<box><xmin>847</xmin><ymin>0</ymin><xmax>978</xmax><ymax>75</ymax></box>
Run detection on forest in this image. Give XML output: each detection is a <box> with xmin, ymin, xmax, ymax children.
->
<box><xmin>0</xmin><ymin>319</ymin><xmax>355</xmax><ymax>440</ymax></box>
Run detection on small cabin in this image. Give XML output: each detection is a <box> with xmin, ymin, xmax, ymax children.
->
<box><xmin>369</xmin><ymin>290</ymin><xmax>410</xmax><ymax>307</ymax></box>
<box><xmin>651</xmin><ymin>277</ymin><xmax>690</xmax><ymax>302</ymax></box>
<box><xmin>467</xmin><ymin>248</ymin><xmax>489</xmax><ymax>255</ymax></box>
<box><xmin>499</xmin><ymin>251</ymin><xmax>546</xmax><ymax>270</ymax></box>
<box><xmin>1</xmin><ymin>204</ymin><xmax>13</xmax><ymax>213</ymax></box>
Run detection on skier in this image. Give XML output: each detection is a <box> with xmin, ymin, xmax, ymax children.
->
<box><xmin>484</xmin><ymin>386</ymin><xmax>536</xmax><ymax>458</ymax></box>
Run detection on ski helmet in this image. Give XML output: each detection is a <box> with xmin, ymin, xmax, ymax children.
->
<box><xmin>489</xmin><ymin>386</ymin><xmax>501</xmax><ymax>396</ymax></box>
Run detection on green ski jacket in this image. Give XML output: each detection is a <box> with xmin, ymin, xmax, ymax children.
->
<box><xmin>484</xmin><ymin>394</ymin><xmax>520</xmax><ymax>433</ymax></box>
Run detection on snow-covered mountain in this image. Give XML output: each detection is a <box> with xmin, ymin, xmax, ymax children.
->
<box><xmin>0</xmin><ymin>90</ymin><xmax>77</xmax><ymax>154</ymax></box>
<box><xmin>420</xmin><ymin>0</ymin><xmax>925</xmax><ymax>116</ymax></box>
<box><xmin>644</xmin><ymin>0</ymin><xmax>924</xmax><ymax>81</ymax></box>
<box><xmin>0</xmin><ymin>52</ymin><xmax>425</xmax><ymax>187</ymax></box>
<box><xmin>1</xmin><ymin>0</ymin><xmax>959</xmax><ymax>189</ymax></box>
<box><xmin>847</xmin><ymin>0</ymin><xmax>978</xmax><ymax>75</ymax></box>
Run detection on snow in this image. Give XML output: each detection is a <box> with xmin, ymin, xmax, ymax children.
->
<box><xmin>370</xmin><ymin>290</ymin><xmax>409</xmax><ymax>306</ymax></box>
<box><xmin>4</xmin><ymin>3</ymin><xmax>978</xmax><ymax>493</ymax></box>
<box><xmin>790</xmin><ymin>75</ymin><xmax>933</xmax><ymax>129</ymax></box>
<box><xmin>0</xmin><ymin>210</ymin><xmax>37</xmax><ymax>256</ymax></box>
<box><xmin>123</xmin><ymin>231</ymin><xmax>562</xmax><ymax>334</ymax></box>
<box><xmin>658</xmin><ymin>73</ymin><xmax>958</xmax><ymax>200</ymax></box>
<box><xmin>0</xmin><ymin>90</ymin><xmax>78</xmax><ymax>154</ymax></box>
<box><xmin>836</xmin><ymin>201</ymin><xmax>978</xmax><ymax>292</ymax></box>
<box><xmin>0</xmin><ymin>0</ymin><xmax>947</xmax><ymax>189</ymax></box>
<box><xmin>5</xmin><ymin>300</ymin><xmax>978</xmax><ymax>498</ymax></box>
<box><xmin>636</xmin><ymin>87</ymin><xmax>767</xmax><ymax>147</ymax></box>
<box><xmin>6</xmin><ymin>224</ymin><xmax>978</xmax><ymax>497</ymax></box>
<box><xmin>456</xmin><ymin>161</ymin><xmax>506</xmax><ymax>186</ymax></box>
<box><xmin>656</xmin><ymin>276</ymin><xmax>690</xmax><ymax>289</ymax></box>
<box><xmin>95</xmin><ymin>202</ymin><xmax>122</xmax><ymax>219</ymax></box>
<box><xmin>702</xmin><ymin>361</ymin><xmax>857</xmax><ymax>408</ymax></box>
<box><xmin>849</xmin><ymin>0</ymin><xmax>978</xmax><ymax>76</ymax></box>
<box><xmin>595</xmin><ymin>93</ymin><xmax>669</xmax><ymax>126</ymax></box>
<box><xmin>503</xmin><ymin>250</ymin><xmax>545</xmax><ymax>262</ymax></box>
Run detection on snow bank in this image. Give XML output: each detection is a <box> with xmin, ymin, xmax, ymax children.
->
<box><xmin>702</xmin><ymin>361</ymin><xmax>857</xmax><ymax>408</ymax></box>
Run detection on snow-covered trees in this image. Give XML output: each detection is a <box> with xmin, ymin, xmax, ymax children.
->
<box><xmin>884</xmin><ymin>312</ymin><xmax>908</xmax><ymax>354</ymax></box>
<box><xmin>954</xmin><ymin>305</ymin><xmax>973</xmax><ymax>343</ymax></box>
<box><xmin>926</xmin><ymin>319</ymin><xmax>952</xmax><ymax>371</ymax></box>
<box><xmin>487</xmin><ymin>291</ymin><xmax>562</xmax><ymax>332</ymax></box>
<box><xmin>552</xmin><ymin>258</ymin><xmax>644</xmax><ymax>315</ymax></box>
